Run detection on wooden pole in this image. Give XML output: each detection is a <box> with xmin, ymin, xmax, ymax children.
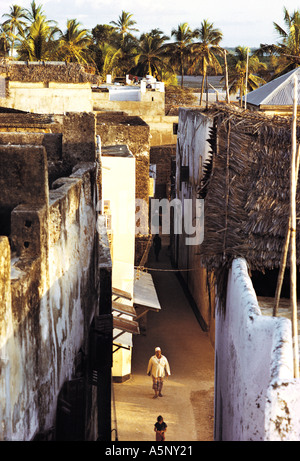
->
<box><xmin>244</xmin><ymin>48</ymin><xmax>249</xmax><ymax>110</ymax></box>
<box><xmin>273</xmin><ymin>218</ymin><xmax>291</xmax><ymax>317</ymax></box>
<box><xmin>290</xmin><ymin>74</ymin><xmax>299</xmax><ymax>379</ymax></box>
<box><xmin>224</xmin><ymin>50</ymin><xmax>230</xmax><ymax>104</ymax></box>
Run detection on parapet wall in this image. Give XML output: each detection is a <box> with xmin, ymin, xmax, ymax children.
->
<box><xmin>0</xmin><ymin>61</ymin><xmax>100</xmax><ymax>114</ymax></box>
<box><xmin>96</xmin><ymin>113</ymin><xmax>150</xmax><ymax>205</ymax></box>
<box><xmin>0</xmin><ymin>112</ymin><xmax>97</xmax><ymax>186</ymax></box>
<box><xmin>215</xmin><ymin>258</ymin><xmax>300</xmax><ymax>441</ymax></box>
<box><xmin>93</xmin><ymin>89</ymin><xmax>165</xmax><ymax>117</ymax></box>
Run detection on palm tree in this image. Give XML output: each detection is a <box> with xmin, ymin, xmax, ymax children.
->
<box><xmin>113</xmin><ymin>33</ymin><xmax>139</xmax><ymax>75</ymax></box>
<box><xmin>227</xmin><ymin>46</ymin><xmax>266</xmax><ymax>106</ymax></box>
<box><xmin>110</xmin><ymin>11</ymin><xmax>138</xmax><ymax>41</ymax></box>
<box><xmin>135</xmin><ymin>29</ymin><xmax>169</xmax><ymax>77</ymax></box>
<box><xmin>256</xmin><ymin>8</ymin><xmax>300</xmax><ymax>79</ymax></box>
<box><xmin>2</xmin><ymin>4</ymin><xmax>27</xmax><ymax>57</ymax></box>
<box><xmin>24</xmin><ymin>1</ymin><xmax>46</xmax><ymax>23</ymax></box>
<box><xmin>191</xmin><ymin>19</ymin><xmax>223</xmax><ymax>104</ymax></box>
<box><xmin>272</xmin><ymin>7</ymin><xmax>300</xmax><ymax>75</ymax></box>
<box><xmin>17</xmin><ymin>15</ymin><xmax>59</xmax><ymax>61</ymax></box>
<box><xmin>58</xmin><ymin>19</ymin><xmax>93</xmax><ymax>63</ymax></box>
<box><xmin>170</xmin><ymin>23</ymin><xmax>197</xmax><ymax>87</ymax></box>
<box><xmin>97</xmin><ymin>42</ymin><xmax>121</xmax><ymax>79</ymax></box>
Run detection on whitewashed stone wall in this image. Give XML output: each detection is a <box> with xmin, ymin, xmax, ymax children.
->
<box><xmin>215</xmin><ymin>258</ymin><xmax>300</xmax><ymax>441</ymax></box>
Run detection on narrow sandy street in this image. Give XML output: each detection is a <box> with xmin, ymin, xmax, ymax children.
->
<box><xmin>112</xmin><ymin>236</ymin><xmax>215</xmax><ymax>442</ymax></box>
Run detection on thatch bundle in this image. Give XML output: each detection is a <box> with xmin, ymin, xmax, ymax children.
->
<box><xmin>199</xmin><ymin>104</ymin><xmax>300</xmax><ymax>310</ymax></box>
<box><xmin>0</xmin><ymin>60</ymin><xmax>101</xmax><ymax>85</ymax></box>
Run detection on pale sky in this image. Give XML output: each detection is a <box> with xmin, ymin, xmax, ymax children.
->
<box><xmin>1</xmin><ymin>0</ymin><xmax>300</xmax><ymax>48</ymax></box>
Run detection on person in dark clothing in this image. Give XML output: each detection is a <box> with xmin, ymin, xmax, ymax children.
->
<box><xmin>154</xmin><ymin>415</ymin><xmax>167</xmax><ymax>441</ymax></box>
<box><xmin>153</xmin><ymin>234</ymin><xmax>161</xmax><ymax>261</ymax></box>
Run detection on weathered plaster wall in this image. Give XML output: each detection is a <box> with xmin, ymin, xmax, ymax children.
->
<box><xmin>0</xmin><ymin>137</ymin><xmax>106</xmax><ymax>440</ymax></box>
<box><xmin>142</xmin><ymin>115</ymin><xmax>178</xmax><ymax>146</ymax></box>
<box><xmin>215</xmin><ymin>258</ymin><xmax>300</xmax><ymax>441</ymax></box>
<box><xmin>0</xmin><ymin>112</ymin><xmax>97</xmax><ymax>186</ymax></box>
<box><xmin>0</xmin><ymin>82</ymin><xmax>93</xmax><ymax>114</ymax></box>
<box><xmin>150</xmin><ymin>144</ymin><xmax>176</xmax><ymax>199</ymax></box>
<box><xmin>96</xmin><ymin>113</ymin><xmax>150</xmax><ymax>205</ymax></box>
<box><xmin>175</xmin><ymin>108</ymin><xmax>215</xmax><ymax>340</ymax></box>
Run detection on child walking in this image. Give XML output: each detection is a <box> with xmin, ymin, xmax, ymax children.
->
<box><xmin>154</xmin><ymin>415</ymin><xmax>167</xmax><ymax>441</ymax></box>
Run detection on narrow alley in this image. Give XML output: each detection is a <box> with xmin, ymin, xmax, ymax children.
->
<box><xmin>112</xmin><ymin>236</ymin><xmax>215</xmax><ymax>442</ymax></box>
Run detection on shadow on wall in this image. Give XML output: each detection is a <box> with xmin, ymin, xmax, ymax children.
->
<box><xmin>251</xmin><ymin>268</ymin><xmax>300</xmax><ymax>299</ymax></box>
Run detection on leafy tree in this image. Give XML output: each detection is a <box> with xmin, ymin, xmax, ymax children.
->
<box><xmin>113</xmin><ymin>33</ymin><xmax>139</xmax><ymax>75</ymax></box>
<box><xmin>58</xmin><ymin>19</ymin><xmax>93</xmax><ymax>63</ymax></box>
<box><xmin>2</xmin><ymin>4</ymin><xmax>27</xmax><ymax>57</ymax></box>
<box><xmin>91</xmin><ymin>24</ymin><xmax>119</xmax><ymax>72</ymax></box>
<box><xmin>169</xmin><ymin>23</ymin><xmax>197</xmax><ymax>87</ymax></box>
<box><xmin>227</xmin><ymin>46</ymin><xmax>266</xmax><ymax>106</ymax></box>
<box><xmin>92</xmin><ymin>24</ymin><xmax>116</xmax><ymax>45</ymax></box>
<box><xmin>191</xmin><ymin>19</ymin><xmax>223</xmax><ymax>104</ymax></box>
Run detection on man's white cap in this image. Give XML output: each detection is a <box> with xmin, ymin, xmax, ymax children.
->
<box><xmin>155</xmin><ymin>347</ymin><xmax>161</xmax><ymax>351</ymax></box>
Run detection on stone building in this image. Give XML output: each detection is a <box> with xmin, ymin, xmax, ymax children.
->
<box><xmin>0</xmin><ymin>62</ymin><xmax>177</xmax><ymax>440</ymax></box>
<box><xmin>0</xmin><ymin>110</ymin><xmax>115</xmax><ymax>441</ymax></box>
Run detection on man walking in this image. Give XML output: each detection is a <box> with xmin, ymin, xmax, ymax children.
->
<box><xmin>147</xmin><ymin>347</ymin><xmax>171</xmax><ymax>398</ymax></box>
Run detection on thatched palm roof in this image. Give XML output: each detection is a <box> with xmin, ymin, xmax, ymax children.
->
<box><xmin>198</xmin><ymin>104</ymin><xmax>300</xmax><ymax>309</ymax></box>
<box><xmin>0</xmin><ymin>60</ymin><xmax>101</xmax><ymax>84</ymax></box>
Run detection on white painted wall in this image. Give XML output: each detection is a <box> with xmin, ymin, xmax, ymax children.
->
<box><xmin>215</xmin><ymin>258</ymin><xmax>300</xmax><ymax>441</ymax></box>
<box><xmin>109</xmin><ymin>87</ymin><xmax>141</xmax><ymax>101</ymax></box>
<box><xmin>101</xmin><ymin>155</ymin><xmax>136</xmax><ymax>378</ymax></box>
<box><xmin>1</xmin><ymin>82</ymin><xmax>93</xmax><ymax>114</ymax></box>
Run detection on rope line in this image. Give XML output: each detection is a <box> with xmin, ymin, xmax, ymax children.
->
<box><xmin>135</xmin><ymin>266</ymin><xmax>199</xmax><ymax>273</ymax></box>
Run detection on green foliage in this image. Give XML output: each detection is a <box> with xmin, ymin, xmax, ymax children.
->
<box><xmin>57</xmin><ymin>19</ymin><xmax>92</xmax><ymax>63</ymax></box>
<box><xmin>2</xmin><ymin>2</ymin><xmax>300</xmax><ymax>93</ymax></box>
<box><xmin>225</xmin><ymin>46</ymin><xmax>267</xmax><ymax>105</ymax></box>
<box><xmin>257</xmin><ymin>7</ymin><xmax>300</xmax><ymax>79</ymax></box>
<box><xmin>190</xmin><ymin>19</ymin><xmax>223</xmax><ymax>103</ymax></box>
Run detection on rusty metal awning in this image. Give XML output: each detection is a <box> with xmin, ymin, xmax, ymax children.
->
<box><xmin>133</xmin><ymin>270</ymin><xmax>161</xmax><ymax>316</ymax></box>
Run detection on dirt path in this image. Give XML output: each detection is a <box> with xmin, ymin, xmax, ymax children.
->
<box><xmin>112</xmin><ymin>238</ymin><xmax>215</xmax><ymax>442</ymax></box>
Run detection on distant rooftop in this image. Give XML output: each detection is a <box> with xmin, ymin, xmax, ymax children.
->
<box><xmin>101</xmin><ymin>145</ymin><xmax>133</xmax><ymax>157</ymax></box>
<box><xmin>0</xmin><ymin>60</ymin><xmax>101</xmax><ymax>85</ymax></box>
<box><xmin>244</xmin><ymin>67</ymin><xmax>300</xmax><ymax>107</ymax></box>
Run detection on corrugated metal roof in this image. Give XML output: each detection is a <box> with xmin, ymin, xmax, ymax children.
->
<box><xmin>245</xmin><ymin>67</ymin><xmax>300</xmax><ymax>106</ymax></box>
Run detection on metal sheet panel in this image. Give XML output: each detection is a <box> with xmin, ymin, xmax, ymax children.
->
<box><xmin>133</xmin><ymin>269</ymin><xmax>161</xmax><ymax>312</ymax></box>
<box><xmin>245</xmin><ymin>68</ymin><xmax>300</xmax><ymax>106</ymax></box>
